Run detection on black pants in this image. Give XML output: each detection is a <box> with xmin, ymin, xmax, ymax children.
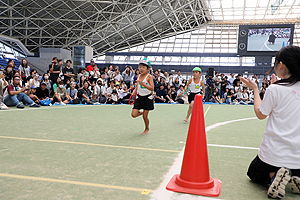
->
<box><xmin>247</xmin><ymin>155</ymin><xmax>300</xmax><ymax>184</ymax></box>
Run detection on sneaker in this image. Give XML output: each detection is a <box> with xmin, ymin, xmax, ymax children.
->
<box><xmin>60</xmin><ymin>102</ymin><xmax>66</xmax><ymax>106</ymax></box>
<box><xmin>0</xmin><ymin>103</ymin><xmax>9</xmax><ymax>110</ymax></box>
<box><xmin>16</xmin><ymin>104</ymin><xmax>25</xmax><ymax>109</ymax></box>
<box><xmin>29</xmin><ymin>103</ymin><xmax>41</xmax><ymax>107</ymax></box>
<box><xmin>268</xmin><ymin>167</ymin><xmax>291</xmax><ymax>199</ymax></box>
<box><xmin>290</xmin><ymin>176</ymin><xmax>300</xmax><ymax>194</ymax></box>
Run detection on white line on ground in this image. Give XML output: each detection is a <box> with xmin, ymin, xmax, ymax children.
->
<box><xmin>150</xmin><ymin>117</ymin><xmax>258</xmax><ymax>200</ymax></box>
<box><xmin>263</xmin><ymin>38</ymin><xmax>274</xmax><ymax>51</ymax></box>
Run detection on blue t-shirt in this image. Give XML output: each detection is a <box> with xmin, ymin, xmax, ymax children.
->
<box><xmin>67</xmin><ymin>88</ymin><xmax>78</xmax><ymax>98</ymax></box>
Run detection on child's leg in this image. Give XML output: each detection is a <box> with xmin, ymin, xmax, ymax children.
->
<box><xmin>131</xmin><ymin>109</ymin><xmax>143</xmax><ymax>118</ymax></box>
<box><xmin>184</xmin><ymin>101</ymin><xmax>194</xmax><ymax>122</ymax></box>
<box><xmin>141</xmin><ymin>110</ymin><xmax>150</xmax><ymax>135</ymax></box>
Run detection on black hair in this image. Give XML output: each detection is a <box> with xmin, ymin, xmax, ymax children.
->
<box><xmin>13</xmin><ymin>76</ymin><xmax>20</xmax><ymax>81</ymax></box>
<box><xmin>66</xmin><ymin>60</ymin><xmax>72</xmax><ymax>64</ymax></box>
<box><xmin>270</xmin><ymin>45</ymin><xmax>300</xmax><ymax>85</ymax></box>
<box><xmin>139</xmin><ymin>63</ymin><xmax>150</xmax><ymax>69</ymax></box>
<box><xmin>58</xmin><ymin>59</ymin><xmax>63</xmax><ymax>63</ymax></box>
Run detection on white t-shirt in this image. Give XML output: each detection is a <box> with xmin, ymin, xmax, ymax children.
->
<box><xmin>118</xmin><ymin>89</ymin><xmax>128</xmax><ymax>99</ymax></box>
<box><xmin>107</xmin><ymin>87</ymin><xmax>114</xmax><ymax>96</ymax></box>
<box><xmin>258</xmin><ymin>82</ymin><xmax>300</xmax><ymax>168</ymax></box>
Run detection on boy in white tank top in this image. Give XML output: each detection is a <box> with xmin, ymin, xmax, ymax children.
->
<box><xmin>183</xmin><ymin>67</ymin><xmax>205</xmax><ymax>122</ymax></box>
<box><xmin>131</xmin><ymin>58</ymin><xmax>154</xmax><ymax>135</ymax></box>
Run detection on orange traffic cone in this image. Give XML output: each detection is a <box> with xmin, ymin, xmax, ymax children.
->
<box><xmin>166</xmin><ymin>94</ymin><xmax>221</xmax><ymax>197</ymax></box>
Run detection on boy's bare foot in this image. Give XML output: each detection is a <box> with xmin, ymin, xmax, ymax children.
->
<box><xmin>141</xmin><ymin>128</ymin><xmax>149</xmax><ymax>135</ymax></box>
<box><xmin>183</xmin><ymin>118</ymin><xmax>188</xmax><ymax>122</ymax></box>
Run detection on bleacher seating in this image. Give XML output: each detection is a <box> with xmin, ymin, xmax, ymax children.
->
<box><xmin>0</xmin><ymin>58</ymin><xmax>21</xmax><ymax>71</ymax></box>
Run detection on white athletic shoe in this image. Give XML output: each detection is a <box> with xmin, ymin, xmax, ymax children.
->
<box><xmin>0</xmin><ymin>103</ymin><xmax>9</xmax><ymax>110</ymax></box>
<box><xmin>290</xmin><ymin>176</ymin><xmax>300</xmax><ymax>194</ymax></box>
<box><xmin>268</xmin><ymin>167</ymin><xmax>291</xmax><ymax>199</ymax></box>
<box><xmin>60</xmin><ymin>102</ymin><xmax>66</xmax><ymax>106</ymax></box>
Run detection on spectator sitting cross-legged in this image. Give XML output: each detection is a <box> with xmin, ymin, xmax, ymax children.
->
<box><xmin>107</xmin><ymin>89</ymin><xmax>118</xmax><ymax>104</ymax></box>
<box><xmin>176</xmin><ymin>85</ymin><xmax>188</xmax><ymax>104</ymax></box>
<box><xmin>169</xmin><ymin>85</ymin><xmax>177</xmax><ymax>102</ymax></box>
<box><xmin>78</xmin><ymin>81</ymin><xmax>92</xmax><ymax>104</ymax></box>
<box><xmin>66</xmin><ymin>82</ymin><xmax>79</xmax><ymax>104</ymax></box>
<box><xmin>4</xmin><ymin>76</ymin><xmax>40</xmax><ymax>108</ymax></box>
<box><xmin>36</xmin><ymin>81</ymin><xmax>53</xmax><ymax>102</ymax></box>
<box><xmin>53</xmin><ymin>81</ymin><xmax>69</xmax><ymax>105</ymax></box>
<box><xmin>155</xmin><ymin>84</ymin><xmax>173</xmax><ymax>103</ymax></box>
<box><xmin>28</xmin><ymin>85</ymin><xmax>40</xmax><ymax>104</ymax></box>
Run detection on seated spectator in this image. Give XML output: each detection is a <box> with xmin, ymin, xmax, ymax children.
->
<box><xmin>248</xmin><ymin>89</ymin><xmax>254</xmax><ymax>104</ymax></box>
<box><xmin>159</xmin><ymin>77</ymin><xmax>167</xmax><ymax>89</ymax></box>
<box><xmin>122</xmin><ymin>66</ymin><xmax>134</xmax><ymax>88</ymax></box>
<box><xmin>240</xmin><ymin>87</ymin><xmax>249</xmax><ymax>104</ymax></box>
<box><xmin>42</xmin><ymin>73</ymin><xmax>52</xmax><ymax>93</ymax></box>
<box><xmin>107</xmin><ymin>89</ymin><xmax>118</xmax><ymax>104</ymax></box>
<box><xmin>214</xmin><ymin>87</ymin><xmax>220</xmax><ymax>97</ymax></box>
<box><xmin>66</xmin><ymin>82</ymin><xmax>79</xmax><ymax>104</ymax></box>
<box><xmin>95</xmin><ymin>79</ymin><xmax>107</xmax><ymax>103</ymax></box>
<box><xmin>62</xmin><ymin>60</ymin><xmax>74</xmax><ymax>83</ymax></box>
<box><xmin>0</xmin><ymin>70</ymin><xmax>9</xmax><ymax>109</ymax></box>
<box><xmin>53</xmin><ymin>81</ymin><xmax>69</xmax><ymax>105</ymax></box>
<box><xmin>28</xmin><ymin>85</ymin><xmax>40</xmax><ymax>103</ymax></box>
<box><xmin>3</xmin><ymin>76</ymin><xmax>40</xmax><ymax>108</ymax></box>
<box><xmin>52</xmin><ymin>77</ymin><xmax>62</xmax><ymax>94</ymax></box>
<box><xmin>223</xmin><ymin>88</ymin><xmax>228</xmax><ymax>99</ymax></box>
<box><xmin>225</xmin><ymin>88</ymin><xmax>233</xmax><ymax>104</ymax></box>
<box><xmin>114</xmin><ymin>69</ymin><xmax>123</xmax><ymax>85</ymax></box>
<box><xmin>36</xmin><ymin>82</ymin><xmax>53</xmax><ymax>102</ymax></box>
<box><xmin>89</xmin><ymin>81</ymin><xmax>99</xmax><ymax>104</ymax></box>
<box><xmin>230</xmin><ymin>89</ymin><xmax>239</xmax><ymax>104</ymax></box>
<box><xmin>106</xmin><ymin>80</ymin><xmax>115</xmax><ymax>98</ymax></box>
<box><xmin>118</xmin><ymin>84</ymin><xmax>131</xmax><ymax>103</ymax></box>
<box><xmin>155</xmin><ymin>84</ymin><xmax>173</xmax><ymax>103</ymax></box>
<box><xmin>78</xmin><ymin>81</ymin><xmax>92</xmax><ymax>104</ymax></box>
<box><xmin>209</xmin><ymin>90</ymin><xmax>221</xmax><ymax>104</ymax></box>
<box><xmin>169</xmin><ymin>85</ymin><xmax>177</xmax><ymax>102</ymax></box>
<box><xmin>90</xmin><ymin>65</ymin><xmax>100</xmax><ymax>83</ymax></box>
<box><xmin>260</xmin><ymin>87</ymin><xmax>266</xmax><ymax>100</ymax></box>
<box><xmin>4</xmin><ymin>63</ymin><xmax>15</xmax><ymax>83</ymax></box>
<box><xmin>173</xmin><ymin>77</ymin><xmax>180</xmax><ymax>91</ymax></box>
<box><xmin>30</xmin><ymin>72</ymin><xmax>40</xmax><ymax>88</ymax></box>
<box><xmin>235</xmin><ymin>87</ymin><xmax>243</xmax><ymax>102</ymax></box>
<box><xmin>176</xmin><ymin>85</ymin><xmax>188</xmax><ymax>104</ymax></box>
<box><xmin>99</xmin><ymin>72</ymin><xmax>107</xmax><ymax>87</ymax></box>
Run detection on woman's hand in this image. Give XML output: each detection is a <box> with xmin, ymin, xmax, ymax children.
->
<box><xmin>240</xmin><ymin>77</ymin><xmax>258</xmax><ymax>90</ymax></box>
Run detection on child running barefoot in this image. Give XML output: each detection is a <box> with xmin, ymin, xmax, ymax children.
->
<box><xmin>183</xmin><ymin>67</ymin><xmax>205</xmax><ymax>122</ymax></box>
<box><xmin>131</xmin><ymin>58</ymin><xmax>154</xmax><ymax>135</ymax></box>
<box><xmin>241</xmin><ymin>45</ymin><xmax>300</xmax><ymax>199</ymax></box>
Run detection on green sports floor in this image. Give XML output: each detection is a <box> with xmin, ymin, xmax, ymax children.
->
<box><xmin>0</xmin><ymin>104</ymin><xmax>298</xmax><ymax>200</ymax></box>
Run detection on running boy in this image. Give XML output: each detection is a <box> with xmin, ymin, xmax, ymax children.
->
<box><xmin>131</xmin><ymin>58</ymin><xmax>154</xmax><ymax>135</ymax></box>
<box><xmin>241</xmin><ymin>45</ymin><xmax>300</xmax><ymax>199</ymax></box>
<box><xmin>183</xmin><ymin>67</ymin><xmax>205</xmax><ymax>122</ymax></box>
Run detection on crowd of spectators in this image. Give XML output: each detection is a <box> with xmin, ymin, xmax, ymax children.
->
<box><xmin>0</xmin><ymin>57</ymin><xmax>272</xmax><ymax>109</ymax></box>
